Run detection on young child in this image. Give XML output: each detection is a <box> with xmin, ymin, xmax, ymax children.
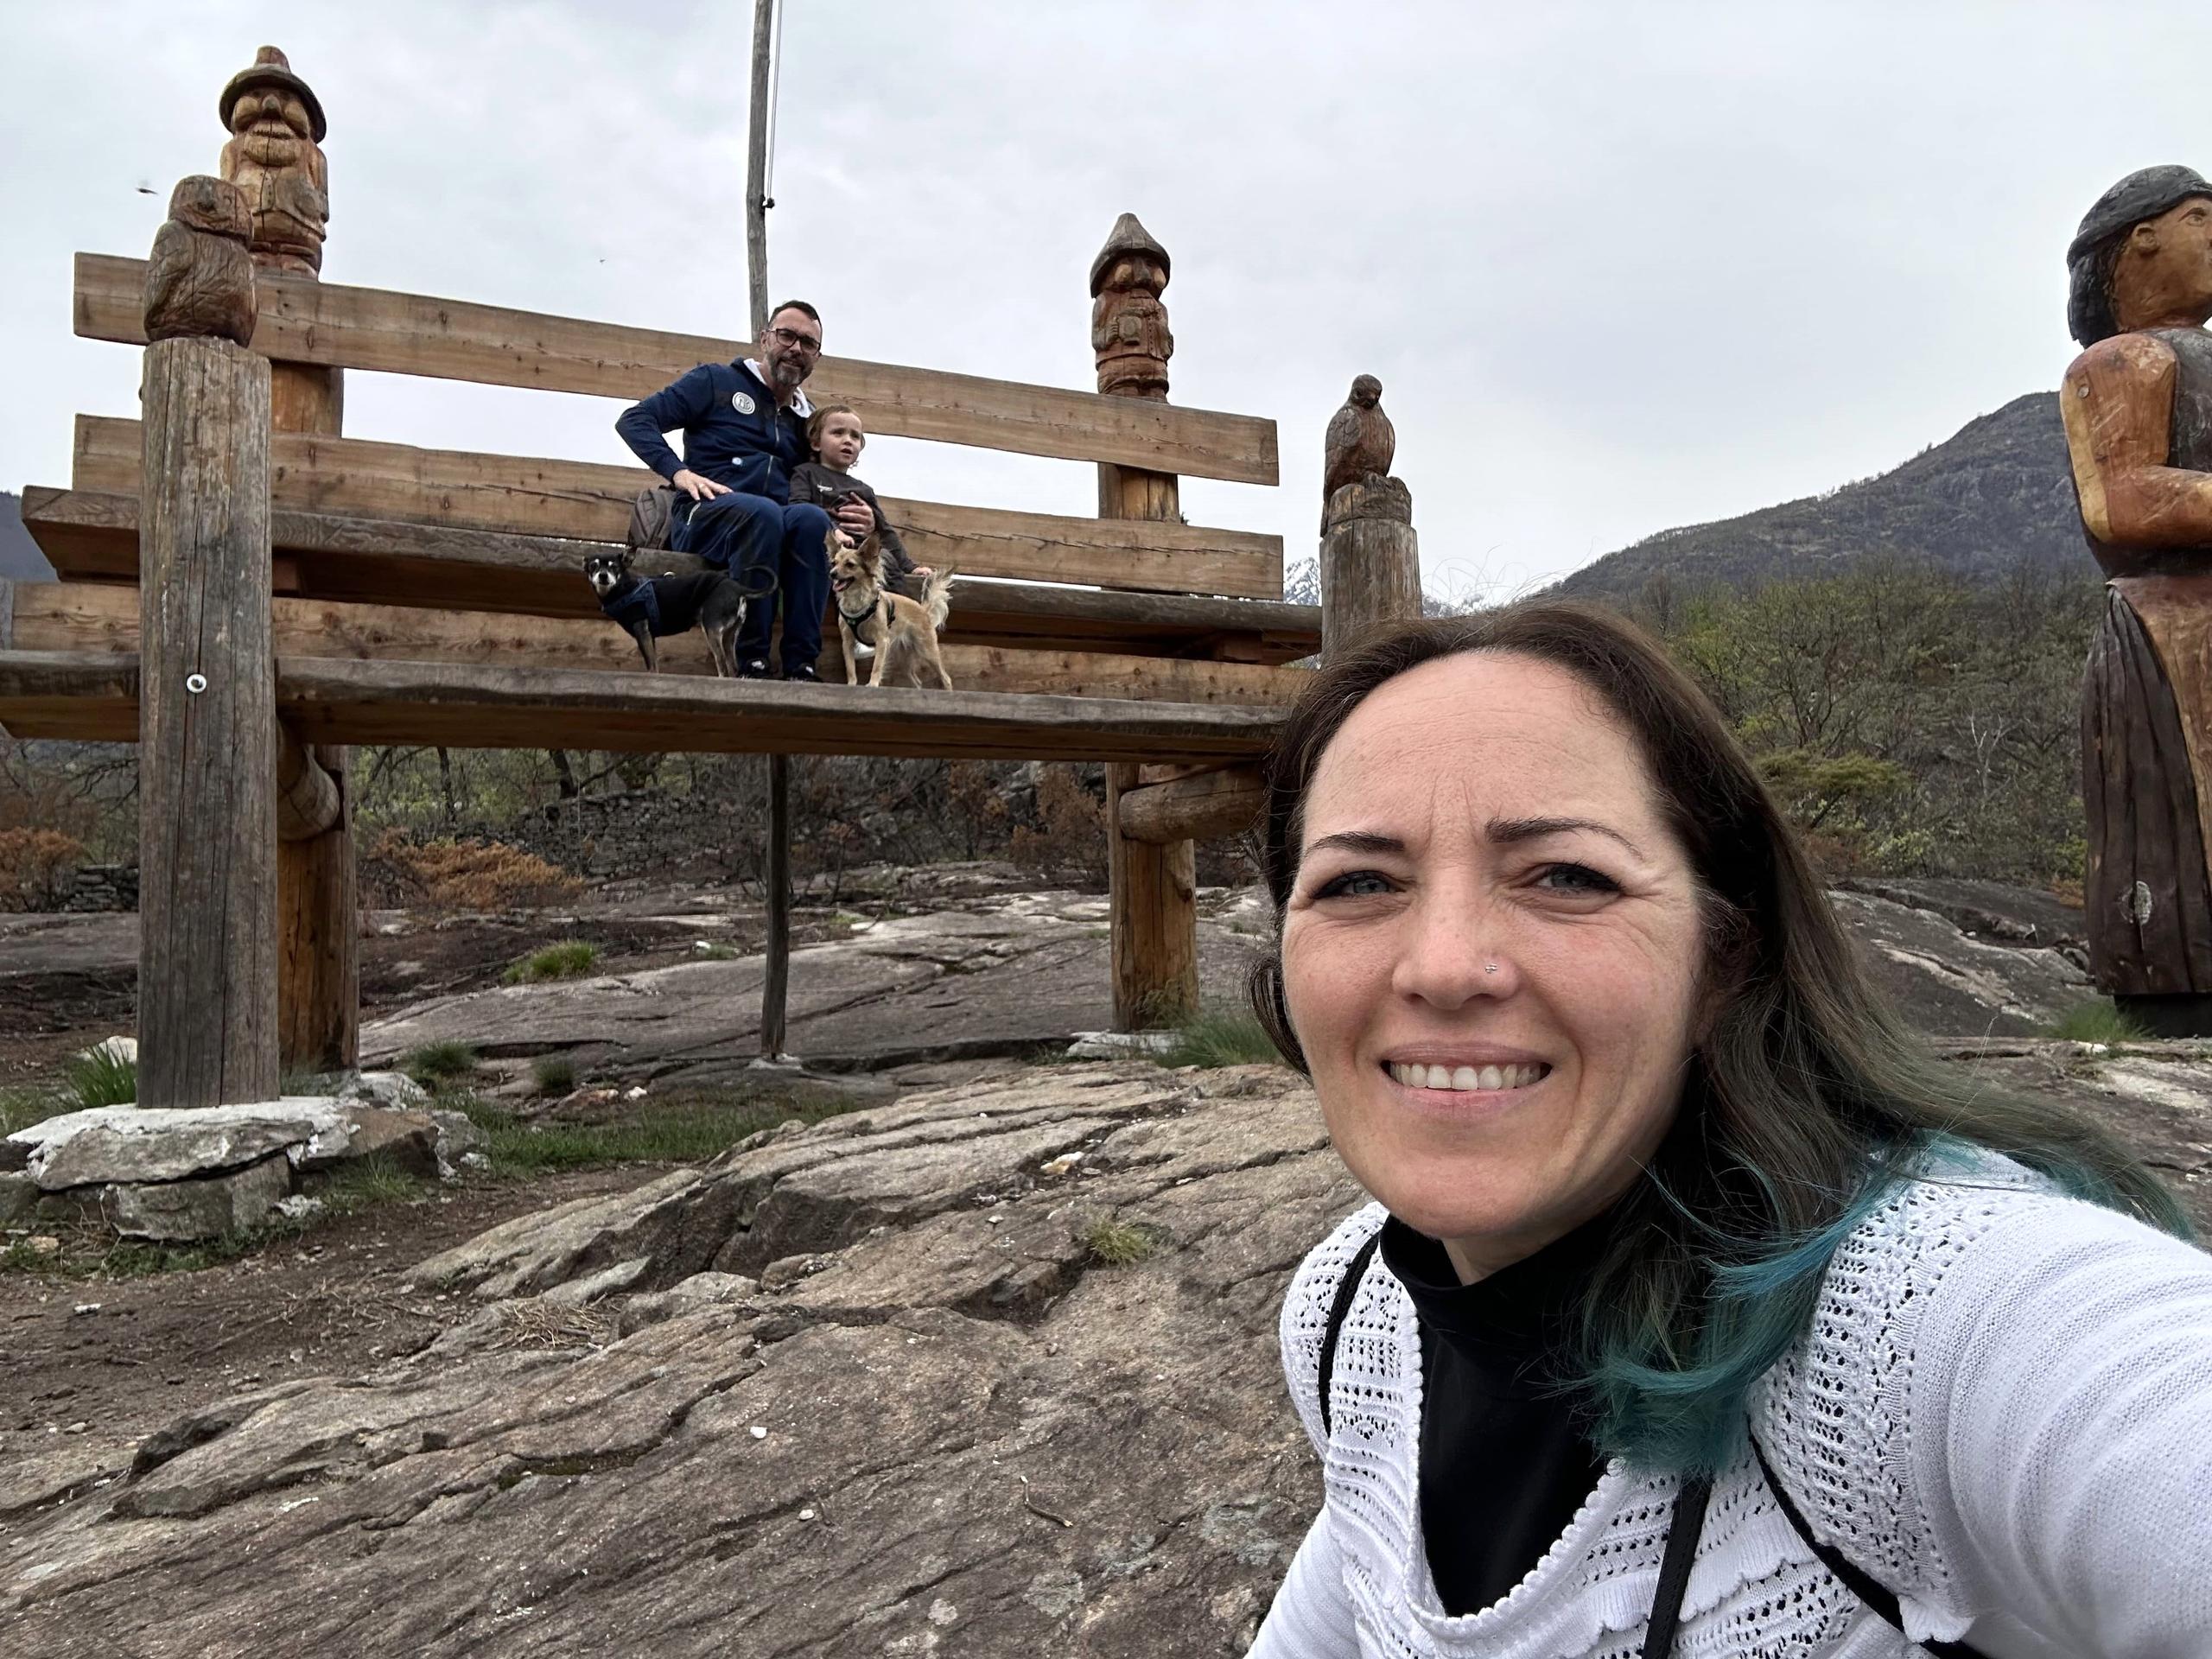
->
<box><xmin>786</xmin><ymin>404</ymin><xmax>933</xmax><ymax>598</ymax></box>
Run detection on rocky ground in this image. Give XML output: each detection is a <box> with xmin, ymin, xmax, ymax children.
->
<box><xmin>0</xmin><ymin>868</ymin><xmax>2205</xmax><ymax>1655</ymax></box>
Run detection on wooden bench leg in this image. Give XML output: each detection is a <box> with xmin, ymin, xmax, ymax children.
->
<box><xmin>137</xmin><ymin>327</ymin><xmax>280</xmax><ymax>1109</ymax></box>
<box><xmin>1108</xmin><ymin>762</ymin><xmax>1198</xmax><ymax>1030</ymax></box>
<box><xmin>279</xmin><ymin>734</ymin><xmax>359</xmax><ymax>1073</ymax></box>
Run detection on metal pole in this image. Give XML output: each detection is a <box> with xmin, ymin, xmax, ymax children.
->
<box><xmin>747</xmin><ymin>0</ymin><xmax>792</xmax><ymax>1061</ymax></box>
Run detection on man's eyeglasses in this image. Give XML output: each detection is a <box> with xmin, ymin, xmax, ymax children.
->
<box><xmin>767</xmin><ymin>326</ymin><xmax>823</xmax><ymax>355</ymax></box>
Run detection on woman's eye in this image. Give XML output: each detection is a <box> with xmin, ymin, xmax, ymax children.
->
<box><xmin>1534</xmin><ymin>862</ymin><xmax>1619</xmax><ymax>896</ymax></box>
<box><xmin>1315</xmin><ymin>869</ymin><xmax>1395</xmax><ymax>899</ymax></box>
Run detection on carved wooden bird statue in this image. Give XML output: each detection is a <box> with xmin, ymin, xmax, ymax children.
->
<box><xmin>1322</xmin><ymin>374</ymin><xmax>1394</xmax><ymax>531</ymax></box>
<box><xmin>143</xmin><ymin>175</ymin><xmax>257</xmax><ymax>346</ymax></box>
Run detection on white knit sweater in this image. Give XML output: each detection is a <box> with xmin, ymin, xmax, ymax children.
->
<box><xmin>1252</xmin><ymin>1155</ymin><xmax>2212</xmax><ymax>1658</ymax></box>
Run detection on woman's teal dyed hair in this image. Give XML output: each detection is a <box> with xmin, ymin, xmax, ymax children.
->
<box><xmin>1249</xmin><ymin>601</ymin><xmax>2192</xmax><ymax>1477</ymax></box>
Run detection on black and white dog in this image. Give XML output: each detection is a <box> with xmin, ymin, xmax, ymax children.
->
<box><xmin>585</xmin><ymin>549</ymin><xmax>773</xmax><ymax>677</ymax></box>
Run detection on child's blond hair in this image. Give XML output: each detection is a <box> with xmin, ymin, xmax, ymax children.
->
<box><xmin>806</xmin><ymin>402</ymin><xmax>861</xmax><ymax>457</ymax></box>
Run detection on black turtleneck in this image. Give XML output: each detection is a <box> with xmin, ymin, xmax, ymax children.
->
<box><xmin>1378</xmin><ymin>1210</ymin><xmax>1614</xmax><ymax>1618</ymax></box>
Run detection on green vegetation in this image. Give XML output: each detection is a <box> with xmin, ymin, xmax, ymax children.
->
<box><xmin>691</xmin><ymin>941</ymin><xmax>741</xmax><ymax>962</ymax></box>
<box><xmin>2048</xmin><ymin>1000</ymin><xmax>2149</xmax><ymax>1045</ymax></box>
<box><xmin>1154</xmin><ymin>1006</ymin><xmax>1283</xmax><ymax>1070</ymax></box>
<box><xmin>403</xmin><ymin>1040</ymin><xmax>481</xmax><ymax>1091</ymax></box>
<box><xmin>448</xmin><ymin>1089</ymin><xmax>861</xmax><ymax>1179</ymax></box>
<box><xmin>531</xmin><ymin>1053</ymin><xmax>579</xmax><ymax>1095</ymax></box>
<box><xmin>504</xmin><ymin>938</ymin><xmax>602</xmax><ymax>984</ymax></box>
<box><xmin>1083</xmin><ymin>1217</ymin><xmax>1164</xmax><ymax>1267</ymax></box>
<box><xmin>64</xmin><ymin>1046</ymin><xmax>137</xmax><ymax>1110</ymax></box>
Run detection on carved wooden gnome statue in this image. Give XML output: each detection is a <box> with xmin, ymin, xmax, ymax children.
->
<box><xmin>2061</xmin><ymin>163</ymin><xmax>2212</xmax><ymax>1034</ymax></box>
<box><xmin>1090</xmin><ymin>213</ymin><xmax>1173</xmax><ymax>401</ymax></box>
<box><xmin>219</xmin><ymin>45</ymin><xmax>329</xmax><ymax>273</ymax></box>
<box><xmin>143</xmin><ymin>175</ymin><xmax>256</xmax><ymax>346</ymax></box>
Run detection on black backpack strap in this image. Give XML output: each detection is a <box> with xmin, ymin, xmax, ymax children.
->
<box><xmin>1749</xmin><ymin>1433</ymin><xmax>1987</xmax><ymax>1659</ymax></box>
<box><xmin>1640</xmin><ymin>1475</ymin><xmax>1713</xmax><ymax>1659</ymax></box>
<box><xmin>1316</xmin><ymin>1230</ymin><xmax>1383</xmax><ymax>1438</ymax></box>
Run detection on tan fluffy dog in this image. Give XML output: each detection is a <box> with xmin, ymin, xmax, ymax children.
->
<box><xmin>826</xmin><ymin>528</ymin><xmax>957</xmax><ymax>690</ymax></box>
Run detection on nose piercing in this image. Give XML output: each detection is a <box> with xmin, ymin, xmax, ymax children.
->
<box><xmin>1483</xmin><ymin>962</ymin><xmax>1499</xmax><ymax>975</ymax></box>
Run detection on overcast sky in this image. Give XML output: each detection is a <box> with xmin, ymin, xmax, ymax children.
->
<box><xmin>6</xmin><ymin>2</ymin><xmax>2211</xmax><ymax>601</ymax></box>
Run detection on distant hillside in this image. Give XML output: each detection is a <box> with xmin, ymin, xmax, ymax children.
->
<box><xmin>1556</xmin><ymin>393</ymin><xmax>2087</xmax><ymax>599</ymax></box>
<box><xmin>0</xmin><ymin>492</ymin><xmax>55</xmax><ymax>581</ymax></box>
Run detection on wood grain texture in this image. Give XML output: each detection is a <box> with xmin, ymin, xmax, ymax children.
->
<box><xmin>10</xmin><ymin>581</ymin><xmax>1306</xmax><ymax>706</ymax></box>
<box><xmin>276</xmin><ymin>723</ymin><xmax>341</xmax><ymax>840</ymax></box>
<box><xmin>1319</xmin><ymin>512</ymin><xmax>1422</xmax><ymax>662</ymax></box>
<box><xmin>2081</xmin><ymin>582</ymin><xmax>2212</xmax><ymax>993</ymax></box>
<box><xmin>75</xmin><ymin>253</ymin><xmax>1281</xmax><ymax>486</ymax></box>
<box><xmin>136</xmin><ymin>335</ymin><xmax>278</xmax><ymax>1109</ymax></box>
<box><xmin>0</xmin><ymin>652</ymin><xmax>1284</xmax><ymax>762</ymax></box>
<box><xmin>70</xmin><ymin>417</ymin><xmax>1284</xmax><ymax>600</ymax></box>
<box><xmin>264</xmin><ymin>318</ymin><xmax>359</xmax><ymax>1073</ymax></box>
<box><xmin>1106</xmin><ymin>762</ymin><xmax>1198</xmax><ymax>1027</ymax></box>
<box><xmin>1115</xmin><ymin>762</ymin><xmax>1264</xmax><ymax>845</ymax></box>
<box><xmin>23</xmin><ymin>490</ymin><xmax>1321</xmax><ymax>656</ymax></box>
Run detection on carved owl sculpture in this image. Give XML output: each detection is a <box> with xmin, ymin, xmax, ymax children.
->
<box><xmin>143</xmin><ymin>175</ymin><xmax>257</xmax><ymax>346</ymax></box>
<box><xmin>1322</xmin><ymin>374</ymin><xmax>1394</xmax><ymax>531</ymax></box>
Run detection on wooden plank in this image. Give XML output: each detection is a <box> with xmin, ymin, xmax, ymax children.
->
<box><xmin>25</xmin><ymin>489</ymin><xmax>1319</xmax><ymax>655</ymax></box>
<box><xmin>76</xmin><ymin>253</ymin><xmax>1281</xmax><ymax>486</ymax></box>
<box><xmin>0</xmin><ymin>652</ymin><xmax>1284</xmax><ymax>764</ymax></box>
<box><xmin>9</xmin><ymin>582</ymin><xmax>1307</xmax><ymax>706</ymax></box>
<box><xmin>137</xmin><ymin>335</ymin><xmax>280</xmax><ymax>1109</ymax></box>
<box><xmin>69</xmin><ymin>418</ymin><xmax>1284</xmax><ymax>600</ymax></box>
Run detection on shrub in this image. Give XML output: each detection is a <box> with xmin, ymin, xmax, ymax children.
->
<box><xmin>0</xmin><ymin>828</ymin><xmax>87</xmax><ymax>912</ymax></box>
<box><xmin>362</xmin><ymin>830</ymin><xmax>582</xmax><ymax>912</ymax></box>
<box><xmin>504</xmin><ymin>939</ymin><xmax>601</xmax><ymax>984</ymax></box>
<box><xmin>404</xmin><ymin>1040</ymin><xmax>481</xmax><ymax>1090</ymax></box>
<box><xmin>1009</xmin><ymin>766</ymin><xmax>1107</xmax><ymax>886</ymax></box>
<box><xmin>531</xmin><ymin>1052</ymin><xmax>578</xmax><ymax>1095</ymax></box>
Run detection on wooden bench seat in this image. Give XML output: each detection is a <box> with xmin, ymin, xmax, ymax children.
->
<box><xmin>21</xmin><ymin>487</ymin><xmax>1319</xmax><ymax>662</ymax></box>
<box><xmin>0</xmin><ymin>581</ymin><xmax>1308</xmax><ymax>705</ymax></box>
<box><xmin>0</xmin><ymin>650</ymin><xmax>1280</xmax><ymax>763</ymax></box>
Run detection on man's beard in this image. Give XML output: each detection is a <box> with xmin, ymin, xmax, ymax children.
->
<box><xmin>768</xmin><ymin>356</ymin><xmax>806</xmax><ymax>390</ymax></box>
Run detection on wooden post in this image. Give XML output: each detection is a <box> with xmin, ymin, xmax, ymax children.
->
<box><xmin>746</xmin><ymin>0</ymin><xmax>796</xmax><ymax>1060</ymax></box>
<box><xmin>137</xmin><ymin>176</ymin><xmax>279</xmax><ymax>1109</ymax></box>
<box><xmin>217</xmin><ymin>47</ymin><xmax>359</xmax><ymax>1073</ymax></box>
<box><xmin>1092</xmin><ymin>214</ymin><xmax>1197</xmax><ymax>1030</ymax></box>
<box><xmin>1319</xmin><ymin>376</ymin><xmax>1419</xmax><ymax>660</ymax></box>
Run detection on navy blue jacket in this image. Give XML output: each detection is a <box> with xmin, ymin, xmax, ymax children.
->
<box><xmin>614</xmin><ymin>360</ymin><xmax>811</xmax><ymax>502</ymax></box>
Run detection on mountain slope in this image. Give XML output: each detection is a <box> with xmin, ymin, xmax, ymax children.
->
<box><xmin>1555</xmin><ymin>393</ymin><xmax>2086</xmax><ymax>599</ymax></box>
<box><xmin>0</xmin><ymin>492</ymin><xmax>56</xmax><ymax>582</ymax></box>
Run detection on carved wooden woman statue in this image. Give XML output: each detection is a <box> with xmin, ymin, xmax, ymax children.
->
<box><xmin>2063</xmin><ymin>164</ymin><xmax>2212</xmax><ymax>1034</ymax></box>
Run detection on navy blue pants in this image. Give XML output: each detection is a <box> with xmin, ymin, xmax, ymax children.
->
<box><xmin>674</xmin><ymin>493</ymin><xmax>834</xmax><ymax>671</ymax></box>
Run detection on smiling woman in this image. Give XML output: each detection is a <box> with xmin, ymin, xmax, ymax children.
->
<box><xmin>1245</xmin><ymin>603</ymin><xmax>2212</xmax><ymax>1658</ymax></box>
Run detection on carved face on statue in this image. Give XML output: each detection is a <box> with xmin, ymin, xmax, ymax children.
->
<box><xmin>218</xmin><ymin>47</ymin><xmax>330</xmax><ymax>275</ymax></box>
<box><xmin>2110</xmin><ymin>195</ymin><xmax>2212</xmax><ymax>335</ymax></box>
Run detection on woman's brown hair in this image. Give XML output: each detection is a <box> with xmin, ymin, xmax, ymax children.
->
<box><xmin>1250</xmin><ymin>601</ymin><xmax>2188</xmax><ymax>1473</ymax></box>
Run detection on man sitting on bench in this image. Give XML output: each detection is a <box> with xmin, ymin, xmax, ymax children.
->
<box><xmin>614</xmin><ymin>299</ymin><xmax>875</xmax><ymax>680</ymax></box>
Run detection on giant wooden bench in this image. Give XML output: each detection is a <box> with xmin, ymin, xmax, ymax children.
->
<box><xmin>0</xmin><ymin>52</ymin><xmax>1445</xmax><ymax>1111</ymax></box>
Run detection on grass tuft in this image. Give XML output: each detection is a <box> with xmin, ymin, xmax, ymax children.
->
<box><xmin>1153</xmin><ymin>1007</ymin><xmax>1283</xmax><ymax>1070</ymax></box>
<box><xmin>504</xmin><ymin>939</ymin><xmax>602</xmax><ymax>985</ymax></box>
<box><xmin>404</xmin><ymin>1039</ymin><xmax>482</xmax><ymax>1092</ymax></box>
<box><xmin>1083</xmin><ymin>1217</ymin><xmax>1164</xmax><ymax>1267</ymax></box>
<box><xmin>691</xmin><ymin>941</ymin><xmax>741</xmax><ymax>962</ymax></box>
<box><xmin>2048</xmin><ymin>999</ymin><xmax>2149</xmax><ymax>1045</ymax></box>
<box><xmin>65</xmin><ymin>1048</ymin><xmax>137</xmax><ymax>1110</ymax></box>
<box><xmin>531</xmin><ymin>1053</ymin><xmax>579</xmax><ymax>1095</ymax></box>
